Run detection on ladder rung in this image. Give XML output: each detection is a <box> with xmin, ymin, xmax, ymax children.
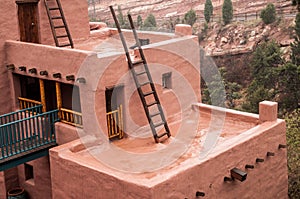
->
<box><xmin>154</xmin><ymin>121</ymin><xmax>165</xmax><ymax>128</ymax></box>
<box><xmin>157</xmin><ymin>132</ymin><xmax>169</xmax><ymax>138</ymax></box>
<box><xmin>147</xmin><ymin>101</ymin><xmax>157</xmax><ymax>107</ymax></box>
<box><xmin>58</xmin><ymin>43</ymin><xmax>72</xmax><ymax>47</ymax></box>
<box><xmin>150</xmin><ymin>112</ymin><xmax>160</xmax><ymax>117</ymax></box>
<box><xmin>132</xmin><ymin>60</ymin><xmax>144</xmax><ymax>65</ymax></box>
<box><xmin>136</xmin><ymin>71</ymin><xmax>147</xmax><ymax>76</ymax></box>
<box><xmin>54</xmin><ymin>25</ymin><xmax>65</xmax><ymax>29</ymax></box>
<box><xmin>51</xmin><ymin>16</ymin><xmax>62</xmax><ymax>19</ymax></box>
<box><xmin>143</xmin><ymin>91</ymin><xmax>154</xmax><ymax>97</ymax></box>
<box><xmin>49</xmin><ymin>7</ymin><xmax>59</xmax><ymax>10</ymax></box>
<box><xmin>140</xmin><ymin>81</ymin><xmax>150</xmax><ymax>87</ymax></box>
<box><xmin>57</xmin><ymin>35</ymin><xmax>68</xmax><ymax>38</ymax></box>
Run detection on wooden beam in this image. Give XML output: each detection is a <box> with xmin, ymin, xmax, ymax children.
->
<box><xmin>15</xmin><ymin>0</ymin><xmax>40</xmax><ymax>4</ymax></box>
<box><xmin>55</xmin><ymin>82</ymin><xmax>62</xmax><ymax>118</ymax></box>
<box><xmin>39</xmin><ymin>79</ymin><xmax>46</xmax><ymax>112</ymax></box>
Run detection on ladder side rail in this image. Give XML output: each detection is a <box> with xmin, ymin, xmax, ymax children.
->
<box><xmin>55</xmin><ymin>0</ymin><xmax>74</xmax><ymax>48</ymax></box>
<box><xmin>109</xmin><ymin>6</ymin><xmax>131</xmax><ymax>64</ymax></box>
<box><xmin>110</xmin><ymin>6</ymin><xmax>158</xmax><ymax>139</ymax></box>
<box><xmin>128</xmin><ymin>14</ymin><xmax>171</xmax><ymax>137</ymax></box>
<box><xmin>44</xmin><ymin>0</ymin><xmax>59</xmax><ymax>46</ymax></box>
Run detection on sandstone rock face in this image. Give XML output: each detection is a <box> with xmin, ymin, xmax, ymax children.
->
<box><xmin>89</xmin><ymin>0</ymin><xmax>293</xmax><ymax>25</ymax></box>
<box><xmin>199</xmin><ymin>17</ymin><xmax>295</xmax><ymax>57</ymax></box>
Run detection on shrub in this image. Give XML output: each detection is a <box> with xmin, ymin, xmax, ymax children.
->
<box><xmin>143</xmin><ymin>13</ymin><xmax>157</xmax><ymax>28</ymax></box>
<box><xmin>184</xmin><ymin>9</ymin><xmax>197</xmax><ymax>26</ymax></box>
<box><xmin>260</xmin><ymin>3</ymin><xmax>276</xmax><ymax>24</ymax></box>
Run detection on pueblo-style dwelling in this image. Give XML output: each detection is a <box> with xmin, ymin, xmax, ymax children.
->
<box><xmin>0</xmin><ymin>0</ymin><xmax>288</xmax><ymax>199</ymax></box>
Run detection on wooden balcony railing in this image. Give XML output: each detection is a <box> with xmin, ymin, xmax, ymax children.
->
<box><xmin>59</xmin><ymin>108</ymin><xmax>83</xmax><ymax>128</ymax></box>
<box><xmin>18</xmin><ymin>97</ymin><xmax>83</xmax><ymax>128</ymax></box>
<box><xmin>106</xmin><ymin>105</ymin><xmax>124</xmax><ymax>139</ymax></box>
<box><xmin>18</xmin><ymin>97</ymin><xmax>42</xmax><ymax>110</ymax></box>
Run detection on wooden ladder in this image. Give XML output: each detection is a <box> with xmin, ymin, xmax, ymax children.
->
<box><xmin>110</xmin><ymin>6</ymin><xmax>171</xmax><ymax>143</ymax></box>
<box><xmin>44</xmin><ymin>0</ymin><xmax>74</xmax><ymax>48</ymax></box>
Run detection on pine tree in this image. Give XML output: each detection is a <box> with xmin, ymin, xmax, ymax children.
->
<box><xmin>117</xmin><ymin>5</ymin><xmax>125</xmax><ymax>27</ymax></box>
<box><xmin>184</xmin><ymin>9</ymin><xmax>197</xmax><ymax>26</ymax></box>
<box><xmin>291</xmin><ymin>13</ymin><xmax>300</xmax><ymax>65</ymax></box>
<box><xmin>222</xmin><ymin>0</ymin><xmax>233</xmax><ymax>25</ymax></box>
<box><xmin>242</xmin><ymin>41</ymin><xmax>283</xmax><ymax>113</ymax></box>
<box><xmin>143</xmin><ymin>13</ymin><xmax>157</xmax><ymax>28</ymax></box>
<box><xmin>204</xmin><ymin>0</ymin><xmax>213</xmax><ymax>23</ymax></box>
<box><xmin>260</xmin><ymin>3</ymin><xmax>276</xmax><ymax>24</ymax></box>
<box><xmin>137</xmin><ymin>15</ymin><xmax>143</xmax><ymax>29</ymax></box>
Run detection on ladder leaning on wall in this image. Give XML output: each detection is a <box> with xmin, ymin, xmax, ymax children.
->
<box><xmin>109</xmin><ymin>6</ymin><xmax>171</xmax><ymax>143</ymax></box>
<box><xmin>44</xmin><ymin>0</ymin><xmax>74</xmax><ymax>48</ymax></box>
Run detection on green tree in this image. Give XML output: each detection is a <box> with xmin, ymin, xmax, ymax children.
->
<box><xmin>137</xmin><ymin>15</ymin><xmax>143</xmax><ymax>29</ymax></box>
<box><xmin>285</xmin><ymin>109</ymin><xmax>300</xmax><ymax>198</ymax></box>
<box><xmin>143</xmin><ymin>13</ymin><xmax>157</xmax><ymax>28</ymax></box>
<box><xmin>260</xmin><ymin>3</ymin><xmax>276</xmax><ymax>24</ymax></box>
<box><xmin>184</xmin><ymin>9</ymin><xmax>197</xmax><ymax>26</ymax></box>
<box><xmin>291</xmin><ymin>13</ymin><xmax>300</xmax><ymax>65</ymax></box>
<box><xmin>117</xmin><ymin>5</ymin><xmax>125</xmax><ymax>27</ymax></box>
<box><xmin>204</xmin><ymin>0</ymin><xmax>213</xmax><ymax>23</ymax></box>
<box><xmin>222</xmin><ymin>0</ymin><xmax>233</xmax><ymax>25</ymax></box>
<box><xmin>242</xmin><ymin>41</ymin><xmax>283</xmax><ymax>113</ymax></box>
<box><xmin>277</xmin><ymin>63</ymin><xmax>300</xmax><ymax>111</ymax></box>
<box><xmin>116</xmin><ymin>6</ymin><xmax>130</xmax><ymax>29</ymax></box>
<box><xmin>202</xmin><ymin>67</ymin><xmax>242</xmax><ymax>108</ymax></box>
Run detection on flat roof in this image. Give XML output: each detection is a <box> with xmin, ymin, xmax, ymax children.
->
<box><xmin>50</xmin><ymin>103</ymin><xmax>270</xmax><ymax>187</ymax></box>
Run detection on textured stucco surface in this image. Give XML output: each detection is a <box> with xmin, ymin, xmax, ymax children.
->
<box><xmin>0</xmin><ymin>171</ymin><xmax>6</xmax><ymax>198</ymax></box>
<box><xmin>49</xmin><ymin>104</ymin><xmax>288</xmax><ymax>198</ymax></box>
<box><xmin>17</xmin><ymin>157</ymin><xmax>52</xmax><ymax>199</ymax></box>
<box><xmin>0</xmin><ymin>0</ymin><xmax>19</xmax><ymax>115</ymax></box>
<box><xmin>38</xmin><ymin>0</ymin><xmax>90</xmax><ymax>46</ymax></box>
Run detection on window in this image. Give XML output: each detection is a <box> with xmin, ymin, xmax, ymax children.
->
<box><xmin>24</xmin><ymin>163</ymin><xmax>34</xmax><ymax>181</ymax></box>
<box><xmin>162</xmin><ymin>72</ymin><xmax>172</xmax><ymax>89</ymax></box>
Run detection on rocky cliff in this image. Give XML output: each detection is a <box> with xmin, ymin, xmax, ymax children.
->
<box><xmin>88</xmin><ymin>0</ymin><xmax>294</xmax><ymax>24</ymax></box>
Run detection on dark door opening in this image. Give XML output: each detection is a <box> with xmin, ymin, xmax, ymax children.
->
<box><xmin>17</xmin><ymin>1</ymin><xmax>40</xmax><ymax>43</ymax></box>
<box><xmin>61</xmin><ymin>83</ymin><xmax>82</xmax><ymax>112</ymax></box>
<box><xmin>19</xmin><ymin>75</ymin><xmax>40</xmax><ymax>101</ymax></box>
<box><xmin>105</xmin><ymin>85</ymin><xmax>124</xmax><ymax>139</ymax></box>
<box><xmin>105</xmin><ymin>85</ymin><xmax>124</xmax><ymax>113</ymax></box>
<box><xmin>44</xmin><ymin>80</ymin><xmax>57</xmax><ymax>111</ymax></box>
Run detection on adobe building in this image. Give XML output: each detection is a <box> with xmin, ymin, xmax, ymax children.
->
<box><xmin>0</xmin><ymin>0</ymin><xmax>288</xmax><ymax>199</ymax></box>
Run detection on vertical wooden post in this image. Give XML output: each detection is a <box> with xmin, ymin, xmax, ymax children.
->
<box><xmin>119</xmin><ymin>104</ymin><xmax>123</xmax><ymax>138</ymax></box>
<box><xmin>55</xmin><ymin>82</ymin><xmax>62</xmax><ymax>117</ymax></box>
<box><xmin>39</xmin><ymin>79</ymin><xmax>46</xmax><ymax>112</ymax></box>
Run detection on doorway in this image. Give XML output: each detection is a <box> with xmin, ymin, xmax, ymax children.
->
<box><xmin>105</xmin><ymin>85</ymin><xmax>124</xmax><ymax>139</ymax></box>
<box><xmin>16</xmin><ymin>0</ymin><xmax>40</xmax><ymax>43</ymax></box>
<box><xmin>19</xmin><ymin>75</ymin><xmax>40</xmax><ymax>101</ymax></box>
<box><xmin>44</xmin><ymin>80</ymin><xmax>57</xmax><ymax>111</ymax></box>
<box><xmin>105</xmin><ymin>85</ymin><xmax>124</xmax><ymax>113</ymax></box>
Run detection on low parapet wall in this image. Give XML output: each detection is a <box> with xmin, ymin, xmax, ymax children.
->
<box><xmin>49</xmin><ymin>102</ymin><xmax>288</xmax><ymax>198</ymax></box>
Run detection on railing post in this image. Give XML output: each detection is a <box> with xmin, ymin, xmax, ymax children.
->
<box><xmin>55</xmin><ymin>82</ymin><xmax>62</xmax><ymax>118</ymax></box>
<box><xmin>39</xmin><ymin>79</ymin><xmax>47</xmax><ymax>112</ymax></box>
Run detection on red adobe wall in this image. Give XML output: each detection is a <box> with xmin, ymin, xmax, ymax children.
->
<box><xmin>38</xmin><ymin>0</ymin><xmax>90</xmax><ymax>45</ymax></box>
<box><xmin>0</xmin><ymin>0</ymin><xmax>19</xmax><ymax>115</ymax></box>
<box><xmin>0</xmin><ymin>0</ymin><xmax>90</xmax><ymax>114</ymax></box>
<box><xmin>0</xmin><ymin>172</ymin><xmax>6</xmax><ymax>198</ymax></box>
<box><xmin>48</xmin><ymin>103</ymin><xmax>288</xmax><ymax>198</ymax></box>
<box><xmin>76</xmin><ymin>36</ymin><xmax>200</xmax><ymax>138</ymax></box>
<box><xmin>17</xmin><ymin>157</ymin><xmax>52</xmax><ymax>199</ymax></box>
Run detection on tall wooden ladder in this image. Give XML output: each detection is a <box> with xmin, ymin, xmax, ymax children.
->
<box><xmin>110</xmin><ymin>6</ymin><xmax>171</xmax><ymax>143</ymax></box>
<box><xmin>44</xmin><ymin>0</ymin><xmax>74</xmax><ymax>48</ymax></box>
